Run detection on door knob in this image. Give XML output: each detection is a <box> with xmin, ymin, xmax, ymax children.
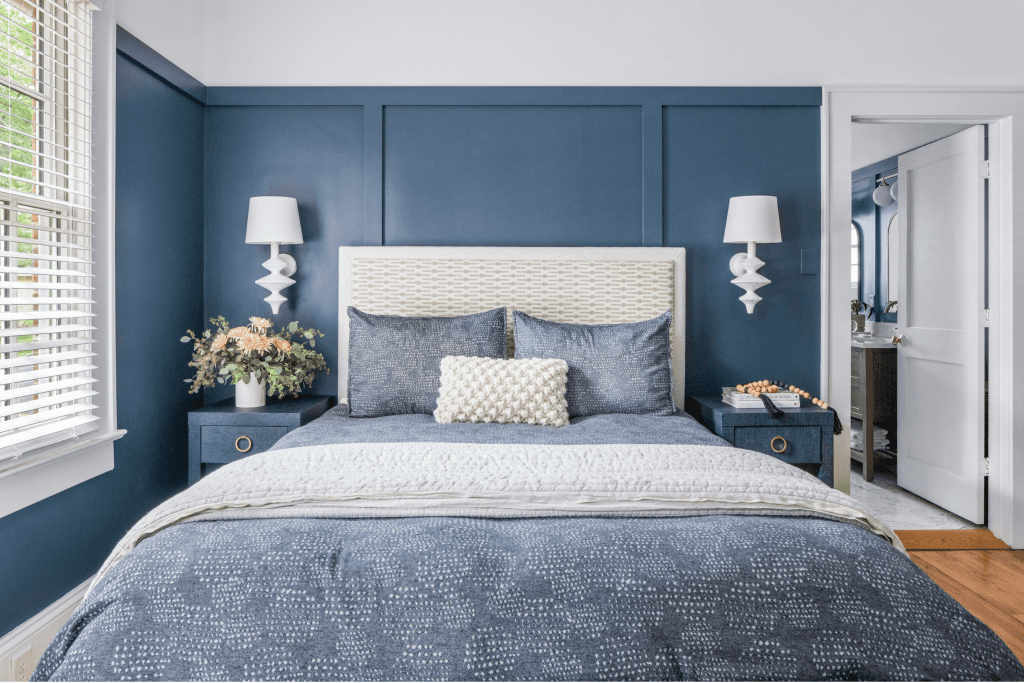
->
<box><xmin>891</xmin><ymin>335</ymin><xmax>905</xmax><ymax>346</ymax></box>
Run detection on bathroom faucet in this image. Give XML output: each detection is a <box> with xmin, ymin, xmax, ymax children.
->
<box><xmin>883</xmin><ymin>301</ymin><xmax>898</xmax><ymax>314</ymax></box>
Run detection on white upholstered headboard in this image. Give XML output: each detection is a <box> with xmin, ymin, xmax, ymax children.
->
<box><xmin>338</xmin><ymin>246</ymin><xmax>686</xmax><ymax>407</ymax></box>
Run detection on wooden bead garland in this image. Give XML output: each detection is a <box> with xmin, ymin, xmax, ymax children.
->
<box><xmin>734</xmin><ymin>379</ymin><xmax>842</xmax><ymax>435</ymax></box>
<box><xmin>734</xmin><ymin>380</ymin><xmax>828</xmax><ymax>410</ymax></box>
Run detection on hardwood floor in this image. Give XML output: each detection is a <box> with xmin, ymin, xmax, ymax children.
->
<box><xmin>897</xmin><ymin>530</ymin><xmax>1024</xmax><ymax>662</ymax></box>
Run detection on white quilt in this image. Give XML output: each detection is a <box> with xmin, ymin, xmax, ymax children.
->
<box><xmin>89</xmin><ymin>441</ymin><xmax>902</xmax><ymax>594</ymax></box>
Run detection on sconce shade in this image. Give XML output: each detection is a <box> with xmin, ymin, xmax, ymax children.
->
<box><xmin>245</xmin><ymin>196</ymin><xmax>304</xmax><ymax>244</ymax></box>
<box><xmin>723</xmin><ymin>196</ymin><xmax>782</xmax><ymax>244</ymax></box>
<box><xmin>873</xmin><ymin>184</ymin><xmax>895</xmax><ymax>207</ymax></box>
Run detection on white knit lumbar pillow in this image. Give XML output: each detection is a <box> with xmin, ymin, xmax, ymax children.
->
<box><xmin>434</xmin><ymin>356</ymin><xmax>570</xmax><ymax>427</ymax></box>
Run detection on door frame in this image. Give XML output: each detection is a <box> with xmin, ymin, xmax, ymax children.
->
<box><xmin>821</xmin><ymin>88</ymin><xmax>1024</xmax><ymax>548</ymax></box>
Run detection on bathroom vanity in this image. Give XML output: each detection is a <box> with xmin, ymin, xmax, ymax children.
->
<box><xmin>851</xmin><ymin>337</ymin><xmax>898</xmax><ymax>481</ymax></box>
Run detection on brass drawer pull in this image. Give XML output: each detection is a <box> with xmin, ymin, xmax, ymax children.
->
<box><xmin>771</xmin><ymin>436</ymin><xmax>788</xmax><ymax>453</ymax></box>
<box><xmin>235</xmin><ymin>435</ymin><xmax>253</xmax><ymax>453</ymax></box>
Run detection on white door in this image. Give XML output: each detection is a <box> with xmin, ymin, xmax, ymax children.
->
<box><xmin>896</xmin><ymin>126</ymin><xmax>986</xmax><ymax>524</ymax></box>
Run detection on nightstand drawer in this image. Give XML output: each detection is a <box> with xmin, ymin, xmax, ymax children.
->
<box><xmin>188</xmin><ymin>396</ymin><xmax>334</xmax><ymax>486</ymax></box>
<box><xmin>686</xmin><ymin>396</ymin><xmax>833</xmax><ymax>487</ymax></box>
<box><xmin>733</xmin><ymin>426</ymin><xmax>822</xmax><ymax>465</ymax></box>
<box><xmin>200</xmin><ymin>426</ymin><xmax>288</xmax><ymax>464</ymax></box>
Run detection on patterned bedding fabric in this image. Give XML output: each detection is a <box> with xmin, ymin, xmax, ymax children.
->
<box><xmin>35</xmin><ymin>411</ymin><xmax>1024</xmax><ymax>681</ymax></box>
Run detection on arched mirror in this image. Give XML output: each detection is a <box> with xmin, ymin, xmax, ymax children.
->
<box><xmin>886</xmin><ymin>212</ymin><xmax>899</xmax><ymax>312</ymax></box>
<box><xmin>851</xmin><ymin>222</ymin><xmax>861</xmax><ymax>299</ymax></box>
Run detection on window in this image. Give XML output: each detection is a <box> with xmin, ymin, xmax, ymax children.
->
<box><xmin>0</xmin><ymin>0</ymin><xmax>96</xmax><ymax>463</ymax></box>
<box><xmin>851</xmin><ymin>222</ymin><xmax>860</xmax><ymax>299</ymax></box>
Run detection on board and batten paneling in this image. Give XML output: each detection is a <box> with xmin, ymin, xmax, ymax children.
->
<box><xmin>663</xmin><ymin>105</ymin><xmax>822</xmax><ymax>398</ymax></box>
<box><xmin>203</xmin><ymin>105</ymin><xmax>364</xmax><ymax>401</ymax></box>
<box><xmin>202</xmin><ymin>88</ymin><xmax>821</xmax><ymax>404</ymax></box>
<box><xmin>382</xmin><ymin>105</ymin><xmax>643</xmax><ymax>247</ymax></box>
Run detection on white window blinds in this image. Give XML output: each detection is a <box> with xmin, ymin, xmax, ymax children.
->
<box><xmin>0</xmin><ymin>0</ymin><xmax>96</xmax><ymax>461</ymax></box>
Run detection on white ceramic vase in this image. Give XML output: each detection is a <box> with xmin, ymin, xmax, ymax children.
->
<box><xmin>235</xmin><ymin>372</ymin><xmax>267</xmax><ymax>408</ymax></box>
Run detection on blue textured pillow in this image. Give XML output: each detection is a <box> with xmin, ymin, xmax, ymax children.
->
<box><xmin>347</xmin><ymin>307</ymin><xmax>507</xmax><ymax>417</ymax></box>
<box><xmin>513</xmin><ymin>311</ymin><xmax>675</xmax><ymax>418</ymax></box>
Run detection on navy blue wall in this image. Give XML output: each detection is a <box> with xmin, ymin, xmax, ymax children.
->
<box><xmin>383</xmin><ymin>105</ymin><xmax>643</xmax><ymax>246</ymax></box>
<box><xmin>203</xmin><ymin>89</ymin><xmax>821</xmax><ymax>401</ymax></box>
<box><xmin>203</xmin><ymin>106</ymin><xmax>362</xmax><ymax>401</ymax></box>
<box><xmin>0</xmin><ymin>44</ymin><xmax>205</xmax><ymax>636</ymax></box>
<box><xmin>664</xmin><ymin>105</ymin><xmax>822</xmax><ymax>393</ymax></box>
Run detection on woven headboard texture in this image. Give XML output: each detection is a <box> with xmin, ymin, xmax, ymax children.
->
<box><xmin>339</xmin><ymin>247</ymin><xmax>685</xmax><ymax>406</ymax></box>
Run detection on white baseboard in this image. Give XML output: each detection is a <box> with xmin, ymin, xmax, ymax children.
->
<box><xmin>0</xmin><ymin>577</ymin><xmax>92</xmax><ymax>682</ymax></box>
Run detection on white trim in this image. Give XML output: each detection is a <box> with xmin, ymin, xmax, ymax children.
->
<box><xmin>91</xmin><ymin>0</ymin><xmax>120</xmax><ymax>447</ymax></box>
<box><xmin>821</xmin><ymin>87</ymin><xmax>1023</xmax><ymax>548</ymax></box>
<box><xmin>338</xmin><ymin>246</ymin><xmax>686</xmax><ymax>408</ymax></box>
<box><xmin>0</xmin><ymin>576</ymin><xmax>92</xmax><ymax>681</ymax></box>
<box><xmin>819</xmin><ymin>91</ymin><xmax>834</xmax><ymax>488</ymax></box>
<box><xmin>0</xmin><ymin>430</ymin><xmax>124</xmax><ymax>518</ymax></box>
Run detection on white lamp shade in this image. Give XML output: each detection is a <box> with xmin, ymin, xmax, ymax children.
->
<box><xmin>723</xmin><ymin>195</ymin><xmax>782</xmax><ymax>244</ymax></box>
<box><xmin>245</xmin><ymin>196</ymin><xmax>304</xmax><ymax>244</ymax></box>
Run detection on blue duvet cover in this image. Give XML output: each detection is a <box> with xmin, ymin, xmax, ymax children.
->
<box><xmin>34</xmin><ymin>409</ymin><xmax>1024</xmax><ymax>681</ymax></box>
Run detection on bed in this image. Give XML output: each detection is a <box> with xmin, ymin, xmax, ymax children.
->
<box><xmin>35</xmin><ymin>248</ymin><xmax>1023</xmax><ymax>681</ymax></box>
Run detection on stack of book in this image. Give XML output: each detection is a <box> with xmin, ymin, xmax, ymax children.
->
<box><xmin>721</xmin><ymin>387</ymin><xmax>801</xmax><ymax>409</ymax></box>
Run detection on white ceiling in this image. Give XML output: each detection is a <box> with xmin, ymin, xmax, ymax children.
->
<box><xmin>115</xmin><ymin>0</ymin><xmax>1024</xmax><ymax>88</ymax></box>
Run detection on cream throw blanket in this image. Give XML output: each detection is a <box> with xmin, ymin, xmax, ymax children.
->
<box><xmin>89</xmin><ymin>441</ymin><xmax>902</xmax><ymax>595</ymax></box>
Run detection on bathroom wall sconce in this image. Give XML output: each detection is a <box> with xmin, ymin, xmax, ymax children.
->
<box><xmin>245</xmin><ymin>196</ymin><xmax>304</xmax><ymax>314</ymax></box>
<box><xmin>723</xmin><ymin>195</ymin><xmax>782</xmax><ymax>314</ymax></box>
<box><xmin>873</xmin><ymin>173</ymin><xmax>897</xmax><ymax>207</ymax></box>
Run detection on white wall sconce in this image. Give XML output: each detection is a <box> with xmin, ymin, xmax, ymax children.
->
<box><xmin>723</xmin><ymin>195</ymin><xmax>782</xmax><ymax>314</ymax></box>
<box><xmin>873</xmin><ymin>172</ymin><xmax>897</xmax><ymax>206</ymax></box>
<box><xmin>246</xmin><ymin>196</ymin><xmax>304</xmax><ymax>314</ymax></box>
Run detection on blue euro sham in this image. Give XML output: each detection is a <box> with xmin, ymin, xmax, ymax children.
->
<box><xmin>513</xmin><ymin>310</ymin><xmax>675</xmax><ymax>417</ymax></box>
<box><xmin>347</xmin><ymin>306</ymin><xmax>507</xmax><ymax>416</ymax></box>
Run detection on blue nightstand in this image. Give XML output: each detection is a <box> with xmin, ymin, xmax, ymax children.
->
<box><xmin>187</xmin><ymin>395</ymin><xmax>333</xmax><ymax>485</ymax></box>
<box><xmin>686</xmin><ymin>395</ymin><xmax>834</xmax><ymax>487</ymax></box>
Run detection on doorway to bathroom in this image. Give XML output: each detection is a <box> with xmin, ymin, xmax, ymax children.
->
<box><xmin>848</xmin><ymin>123</ymin><xmax>986</xmax><ymax>531</ymax></box>
<box><xmin>821</xmin><ymin>88</ymin><xmax>1023</xmax><ymax>549</ymax></box>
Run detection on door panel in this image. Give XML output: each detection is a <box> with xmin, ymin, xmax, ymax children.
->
<box><xmin>896</xmin><ymin>126</ymin><xmax>986</xmax><ymax>524</ymax></box>
<box><xmin>906</xmin><ymin>160</ymin><xmax>966</xmax><ymax>330</ymax></box>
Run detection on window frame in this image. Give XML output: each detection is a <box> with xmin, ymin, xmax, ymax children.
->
<box><xmin>0</xmin><ymin>0</ymin><xmax>122</xmax><ymax>519</ymax></box>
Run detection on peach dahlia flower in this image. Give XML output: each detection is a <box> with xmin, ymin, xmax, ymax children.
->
<box><xmin>239</xmin><ymin>332</ymin><xmax>272</xmax><ymax>355</ymax></box>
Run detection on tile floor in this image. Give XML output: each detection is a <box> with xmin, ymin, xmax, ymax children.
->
<box><xmin>849</xmin><ymin>462</ymin><xmax>984</xmax><ymax>530</ymax></box>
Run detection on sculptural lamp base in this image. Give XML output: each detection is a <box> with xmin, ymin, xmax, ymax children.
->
<box><xmin>255</xmin><ymin>242</ymin><xmax>297</xmax><ymax>315</ymax></box>
<box><xmin>729</xmin><ymin>241</ymin><xmax>770</xmax><ymax>314</ymax></box>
